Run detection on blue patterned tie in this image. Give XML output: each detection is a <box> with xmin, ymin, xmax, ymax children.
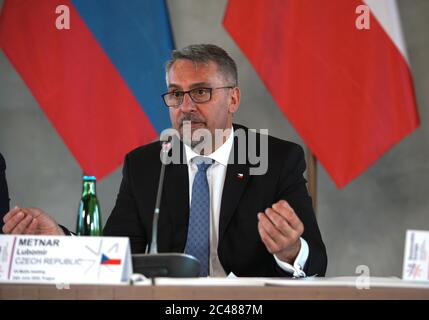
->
<box><xmin>185</xmin><ymin>156</ymin><xmax>213</xmax><ymax>276</ymax></box>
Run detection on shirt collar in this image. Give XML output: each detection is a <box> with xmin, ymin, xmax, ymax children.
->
<box><xmin>184</xmin><ymin>127</ymin><xmax>234</xmax><ymax>167</ymax></box>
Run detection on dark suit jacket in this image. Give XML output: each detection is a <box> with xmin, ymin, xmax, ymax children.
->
<box><xmin>0</xmin><ymin>153</ymin><xmax>10</xmax><ymax>233</ymax></box>
<box><xmin>104</xmin><ymin>124</ymin><xmax>327</xmax><ymax>277</ymax></box>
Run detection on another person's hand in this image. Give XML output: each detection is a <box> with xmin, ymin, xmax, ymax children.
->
<box><xmin>257</xmin><ymin>200</ymin><xmax>304</xmax><ymax>264</ymax></box>
<box><xmin>2</xmin><ymin>206</ymin><xmax>65</xmax><ymax>235</ymax></box>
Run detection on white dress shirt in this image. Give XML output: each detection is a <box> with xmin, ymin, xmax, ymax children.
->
<box><xmin>184</xmin><ymin>127</ymin><xmax>309</xmax><ymax>277</ymax></box>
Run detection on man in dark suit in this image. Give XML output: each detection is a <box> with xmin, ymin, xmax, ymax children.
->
<box><xmin>2</xmin><ymin>44</ymin><xmax>327</xmax><ymax>277</ymax></box>
<box><xmin>0</xmin><ymin>153</ymin><xmax>10</xmax><ymax>233</ymax></box>
<box><xmin>103</xmin><ymin>123</ymin><xmax>326</xmax><ymax>277</ymax></box>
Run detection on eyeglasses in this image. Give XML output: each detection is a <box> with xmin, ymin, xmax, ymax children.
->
<box><xmin>162</xmin><ymin>86</ymin><xmax>234</xmax><ymax>108</ymax></box>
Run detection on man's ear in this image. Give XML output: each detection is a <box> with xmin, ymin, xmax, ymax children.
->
<box><xmin>228</xmin><ymin>87</ymin><xmax>241</xmax><ymax>114</ymax></box>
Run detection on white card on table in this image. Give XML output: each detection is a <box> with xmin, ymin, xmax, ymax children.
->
<box><xmin>403</xmin><ymin>230</ymin><xmax>429</xmax><ymax>281</ymax></box>
<box><xmin>0</xmin><ymin>235</ymin><xmax>132</xmax><ymax>285</ymax></box>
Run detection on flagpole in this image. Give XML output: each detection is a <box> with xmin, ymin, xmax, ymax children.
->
<box><xmin>306</xmin><ymin>147</ymin><xmax>318</xmax><ymax>216</ymax></box>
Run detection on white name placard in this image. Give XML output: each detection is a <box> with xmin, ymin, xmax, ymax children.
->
<box><xmin>403</xmin><ymin>230</ymin><xmax>429</xmax><ymax>282</ymax></box>
<box><xmin>0</xmin><ymin>235</ymin><xmax>132</xmax><ymax>284</ymax></box>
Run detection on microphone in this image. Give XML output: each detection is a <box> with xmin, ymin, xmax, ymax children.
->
<box><xmin>132</xmin><ymin>137</ymin><xmax>201</xmax><ymax>278</ymax></box>
<box><xmin>149</xmin><ymin>140</ymin><xmax>171</xmax><ymax>254</ymax></box>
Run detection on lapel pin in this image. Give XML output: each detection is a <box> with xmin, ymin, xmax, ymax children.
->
<box><xmin>237</xmin><ymin>173</ymin><xmax>244</xmax><ymax>179</ymax></box>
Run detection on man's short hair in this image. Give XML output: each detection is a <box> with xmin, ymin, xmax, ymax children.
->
<box><xmin>165</xmin><ymin>44</ymin><xmax>238</xmax><ymax>86</ymax></box>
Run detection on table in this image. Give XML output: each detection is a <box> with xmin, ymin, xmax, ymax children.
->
<box><xmin>1</xmin><ymin>277</ymin><xmax>428</xmax><ymax>299</ymax></box>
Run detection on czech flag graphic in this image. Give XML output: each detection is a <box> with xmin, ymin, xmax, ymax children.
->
<box><xmin>100</xmin><ymin>253</ymin><xmax>121</xmax><ymax>266</ymax></box>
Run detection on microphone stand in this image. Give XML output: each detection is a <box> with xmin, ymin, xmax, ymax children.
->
<box><xmin>132</xmin><ymin>140</ymin><xmax>201</xmax><ymax>278</ymax></box>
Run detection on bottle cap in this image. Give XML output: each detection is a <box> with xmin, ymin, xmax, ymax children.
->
<box><xmin>83</xmin><ymin>175</ymin><xmax>96</xmax><ymax>181</ymax></box>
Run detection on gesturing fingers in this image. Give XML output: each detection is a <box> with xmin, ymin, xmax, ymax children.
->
<box><xmin>257</xmin><ymin>218</ymin><xmax>280</xmax><ymax>254</ymax></box>
<box><xmin>257</xmin><ymin>200</ymin><xmax>304</xmax><ymax>262</ymax></box>
<box><xmin>272</xmin><ymin>200</ymin><xmax>304</xmax><ymax>234</ymax></box>
<box><xmin>2</xmin><ymin>208</ymin><xmax>26</xmax><ymax>234</ymax></box>
<box><xmin>24</xmin><ymin>218</ymin><xmax>39</xmax><ymax>235</ymax></box>
<box><xmin>3</xmin><ymin>206</ymin><xmax>21</xmax><ymax>223</ymax></box>
<box><xmin>264</xmin><ymin>207</ymin><xmax>295</xmax><ymax>238</ymax></box>
<box><xmin>257</xmin><ymin>210</ymin><xmax>298</xmax><ymax>253</ymax></box>
<box><xmin>10</xmin><ymin>214</ymin><xmax>34</xmax><ymax>235</ymax></box>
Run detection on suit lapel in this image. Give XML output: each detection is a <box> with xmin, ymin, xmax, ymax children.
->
<box><xmin>219</xmin><ymin>129</ymin><xmax>251</xmax><ymax>241</ymax></box>
<box><xmin>219</xmin><ymin>163</ymin><xmax>249</xmax><ymax>241</ymax></box>
<box><xmin>162</xmin><ymin>139</ymin><xmax>189</xmax><ymax>252</ymax></box>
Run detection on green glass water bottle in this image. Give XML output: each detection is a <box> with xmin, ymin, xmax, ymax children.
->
<box><xmin>76</xmin><ymin>175</ymin><xmax>102</xmax><ymax>236</ymax></box>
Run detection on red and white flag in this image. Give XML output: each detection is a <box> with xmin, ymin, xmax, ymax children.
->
<box><xmin>224</xmin><ymin>0</ymin><xmax>419</xmax><ymax>188</ymax></box>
